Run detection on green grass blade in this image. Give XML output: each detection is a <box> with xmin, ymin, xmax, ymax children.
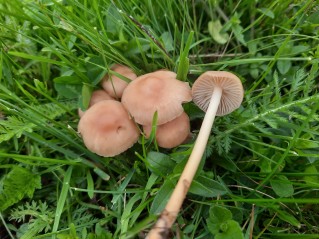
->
<box><xmin>52</xmin><ymin>166</ymin><xmax>73</xmax><ymax>237</ymax></box>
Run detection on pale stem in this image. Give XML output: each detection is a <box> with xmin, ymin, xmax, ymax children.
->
<box><xmin>146</xmin><ymin>87</ymin><xmax>223</xmax><ymax>239</ymax></box>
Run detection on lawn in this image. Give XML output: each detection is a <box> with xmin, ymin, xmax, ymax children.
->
<box><xmin>0</xmin><ymin>0</ymin><xmax>319</xmax><ymax>238</ymax></box>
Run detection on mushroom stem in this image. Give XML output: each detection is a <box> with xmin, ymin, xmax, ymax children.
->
<box><xmin>146</xmin><ymin>87</ymin><xmax>223</xmax><ymax>239</ymax></box>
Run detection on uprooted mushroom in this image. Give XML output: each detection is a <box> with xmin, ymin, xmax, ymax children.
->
<box><xmin>146</xmin><ymin>71</ymin><xmax>244</xmax><ymax>239</ymax></box>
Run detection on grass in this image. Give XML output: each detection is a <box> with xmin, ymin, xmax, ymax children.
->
<box><xmin>0</xmin><ymin>0</ymin><xmax>319</xmax><ymax>238</ymax></box>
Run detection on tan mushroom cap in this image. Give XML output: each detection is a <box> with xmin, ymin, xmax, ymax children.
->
<box><xmin>78</xmin><ymin>100</ymin><xmax>139</xmax><ymax>157</ymax></box>
<box><xmin>101</xmin><ymin>64</ymin><xmax>137</xmax><ymax>98</ymax></box>
<box><xmin>143</xmin><ymin>112</ymin><xmax>190</xmax><ymax>148</ymax></box>
<box><xmin>78</xmin><ymin>90</ymin><xmax>114</xmax><ymax>117</ymax></box>
<box><xmin>192</xmin><ymin>71</ymin><xmax>244</xmax><ymax>116</ymax></box>
<box><xmin>122</xmin><ymin>70</ymin><xmax>192</xmax><ymax>125</ymax></box>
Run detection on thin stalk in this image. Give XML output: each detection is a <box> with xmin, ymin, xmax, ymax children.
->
<box><xmin>0</xmin><ymin>212</ymin><xmax>15</xmax><ymax>239</ymax></box>
<box><xmin>146</xmin><ymin>87</ymin><xmax>222</xmax><ymax>238</ymax></box>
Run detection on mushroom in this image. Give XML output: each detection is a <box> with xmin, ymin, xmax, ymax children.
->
<box><xmin>78</xmin><ymin>100</ymin><xmax>139</xmax><ymax>157</ymax></box>
<box><xmin>101</xmin><ymin>64</ymin><xmax>137</xmax><ymax>99</ymax></box>
<box><xmin>192</xmin><ymin>71</ymin><xmax>244</xmax><ymax>115</ymax></box>
<box><xmin>78</xmin><ymin>89</ymin><xmax>114</xmax><ymax>117</ymax></box>
<box><xmin>143</xmin><ymin>112</ymin><xmax>190</xmax><ymax>148</ymax></box>
<box><xmin>121</xmin><ymin>70</ymin><xmax>192</xmax><ymax>125</ymax></box>
<box><xmin>146</xmin><ymin>71</ymin><xmax>244</xmax><ymax>238</ymax></box>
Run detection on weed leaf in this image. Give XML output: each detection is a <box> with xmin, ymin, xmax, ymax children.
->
<box><xmin>207</xmin><ymin>205</ymin><xmax>244</xmax><ymax>239</ymax></box>
<box><xmin>270</xmin><ymin>175</ymin><xmax>294</xmax><ymax>197</ymax></box>
<box><xmin>146</xmin><ymin>151</ymin><xmax>175</xmax><ymax>176</ymax></box>
<box><xmin>208</xmin><ymin>20</ymin><xmax>229</xmax><ymax>44</ymax></box>
<box><xmin>277</xmin><ymin>210</ymin><xmax>301</xmax><ymax>228</ymax></box>
<box><xmin>189</xmin><ymin>175</ymin><xmax>227</xmax><ymax>197</ymax></box>
<box><xmin>150</xmin><ymin>179</ymin><xmax>174</xmax><ymax>214</ymax></box>
<box><xmin>0</xmin><ymin>167</ymin><xmax>41</xmax><ymax>211</ymax></box>
<box><xmin>277</xmin><ymin>60</ymin><xmax>291</xmax><ymax>75</ymax></box>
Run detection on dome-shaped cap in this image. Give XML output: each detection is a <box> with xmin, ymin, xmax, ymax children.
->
<box><xmin>143</xmin><ymin>112</ymin><xmax>190</xmax><ymax>148</ymax></box>
<box><xmin>78</xmin><ymin>100</ymin><xmax>139</xmax><ymax>157</ymax></box>
<box><xmin>122</xmin><ymin>70</ymin><xmax>192</xmax><ymax>125</ymax></box>
<box><xmin>101</xmin><ymin>64</ymin><xmax>137</xmax><ymax>98</ymax></box>
<box><xmin>192</xmin><ymin>71</ymin><xmax>244</xmax><ymax>116</ymax></box>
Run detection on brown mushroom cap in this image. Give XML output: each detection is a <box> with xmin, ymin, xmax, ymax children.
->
<box><xmin>78</xmin><ymin>100</ymin><xmax>139</xmax><ymax>157</ymax></box>
<box><xmin>78</xmin><ymin>90</ymin><xmax>114</xmax><ymax>117</ymax></box>
<box><xmin>121</xmin><ymin>70</ymin><xmax>192</xmax><ymax>125</ymax></box>
<box><xmin>101</xmin><ymin>64</ymin><xmax>137</xmax><ymax>98</ymax></box>
<box><xmin>143</xmin><ymin>112</ymin><xmax>190</xmax><ymax>148</ymax></box>
<box><xmin>192</xmin><ymin>71</ymin><xmax>244</xmax><ymax>116</ymax></box>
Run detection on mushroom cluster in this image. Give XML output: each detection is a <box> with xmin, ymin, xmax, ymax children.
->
<box><xmin>122</xmin><ymin>70</ymin><xmax>192</xmax><ymax>149</ymax></box>
<box><xmin>78</xmin><ymin>66</ymin><xmax>193</xmax><ymax>157</ymax></box>
<box><xmin>78</xmin><ymin>64</ymin><xmax>138</xmax><ymax>157</ymax></box>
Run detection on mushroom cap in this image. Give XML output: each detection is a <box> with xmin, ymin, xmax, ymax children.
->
<box><xmin>78</xmin><ymin>90</ymin><xmax>114</xmax><ymax>117</ymax></box>
<box><xmin>78</xmin><ymin>100</ymin><xmax>139</xmax><ymax>157</ymax></box>
<box><xmin>143</xmin><ymin>112</ymin><xmax>190</xmax><ymax>148</ymax></box>
<box><xmin>122</xmin><ymin>70</ymin><xmax>192</xmax><ymax>125</ymax></box>
<box><xmin>101</xmin><ymin>64</ymin><xmax>137</xmax><ymax>98</ymax></box>
<box><xmin>192</xmin><ymin>71</ymin><xmax>244</xmax><ymax>116</ymax></box>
